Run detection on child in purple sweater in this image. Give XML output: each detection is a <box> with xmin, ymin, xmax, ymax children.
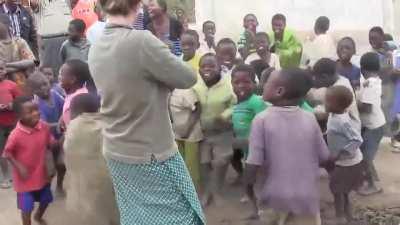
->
<box><xmin>245</xmin><ymin>69</ymin><xmax>330</xmax><ymax>225</ymax></box>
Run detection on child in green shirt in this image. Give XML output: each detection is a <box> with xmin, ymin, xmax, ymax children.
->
<box><xmin>231</xmin><ymin>64</ymin><xmax>267</xmax><ymax>181</ymax></box>
<box><xmin>231</xmin><ymin>64</ymin><xmax>267</xmax><ymax>203</ymax></box>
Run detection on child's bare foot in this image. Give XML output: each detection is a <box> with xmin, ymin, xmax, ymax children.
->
<box><xmin>243</xmin><ymin>212</ymin><xmax>260</xmax><ymax>221</ymax></box>
<box><xmin>213</xmin><ymin>193</ymin><xmax>226</xmax><ymax>208</ymax></box>
<box><xmin>324</xmin><ymin>217</ymin><xmax>347</xmax><ymax>225</ymax></box>
<box><xmin>201</xmin><ymin>193</ymin><xmax>212</xmax><ymax>208</ymax></box>
<box><xmin>55</xmin><ymin>187</ymin><xmax>66</xmax><ymax>198</ymax></box>
<box><xmin>34</xmin><ymin>214</ymin><xmax>48</xmax><ymax>225</ymax></box>
<box><xmin>229</xmin><ymin>176</ymin><xmax>243</xmax><ymax>186</ymax></box>
<box><xmin>358</xmin><ymin>185</ymin><xmax>383</xmax><ymax>196</ymax></box>
<box><xmin>0</xmin><ymin>180</ymin><xmax>11</xmax><ymax>189</ymax></box>
<box><xmin>240</xmin><ymin>195</ymin><xmax>249</xmax><ymax>203</ymax></box>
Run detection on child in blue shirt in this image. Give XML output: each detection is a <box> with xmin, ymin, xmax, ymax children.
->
<box><xmin>27</xmin><ymin>72</ymin><xmax>66</xmax><ymax>196</ymax></box>
<box><xmin>39</xmin><ymin>66</ymin><xmax>65</xmax><ymax>98</ymax></box>
<box><xmin>336</xmin><ymin>37</ymin><xmax>361</xmax><ymax>90</ymax></box>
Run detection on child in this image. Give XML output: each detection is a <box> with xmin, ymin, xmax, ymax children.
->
<box><xmin>303</xmin><ymin>16</ymin><xmax>336</xmax><ymax>67</ymax></box>
<box><xmin>2</xmin><ymin>96</ymin><xmax>55</xmax><ymax>225</ymax></box>
<box><xmin>357</xmin><ymin>52</ymin><xmax>386</xmax><ymax>196</ymax></box>
<box><xmin>0</xmin><ymin>15</ymin><xmax>36</xmax><ymax>93</ymax></box>
<box><xmin>245</xmin><ymin>32</ymin><xmax>281</xmax><ymax>71</ymax></box>
<box><xmin>170</xmin><ymin>29</ymin><xmax>203</xmax><ymax>189</ymax></box>
<box><xmin>238</xmin><ymin>14</ymin><xmax>258</xmax><ymax>59</ymax></box>
<box><xmin>216</xmin><ymin>38</ymin><xmax>239</xmax><ymax>80</ymax></box>
<box><xmin>64</xmin><ymin>93</ymin><xmax>119</xmax><ymax>225</ymax></box>
<box><xmin>170</xmin><ymin>88</ymin><xmax>202</xmax><ymax>190</ymax></box>
<box><xmin>27</xmin><ymin>72</ymin><xmax>66</xmax><ymax>195</ymax></box>
<box><xmin>199</xmin><ymin>20</ymin><xmax>216</xmax><ymax>55</ymax></box>
<box><xmin>60</xmin><ymin>59</ymin><xmax>94</xmax><ymax>127</ymax></box>
<box><xmin>245</xmin><ymin>68</ymin><xmax>330</xmax><ymax>225</ymax></box>
<box><xmin>60</xmin><ymin>19</ymin><xmax>91</xmax><ymax>64</ymax></box>
<box><xmin>181</xmin><ymin>29</ymin><xmax>201</xmax><ymax>72</ymax></box>
<box><xmin>39</xmin><ymin>66</ymin><xmax>65</xmax><ymax>98</ymax></box>
<box><xmin>369</xmin><ymin>26</ymin><xmax>399</xmax><ymax>151</ymax></box>
<box><xmin>270</xmin><ymin>14</ymin><xmax>302</xmax><ymax>68</ymax></box>
<box><xmin>325</xmin><ymin>86</ymin><xmax>364</xmax><ymax>224</ymax></box>
<box><xmin>193</xmin><ymin>53</ymin><xmax>236</xmax><ymax>207</ymax></box>
<box><xmin>231</xmin><ymin>64</ymin><xmax>266</xmax><ymax>199</ymax></box>
<box><xmin>0</xmin><ymin>59</ymin><xmax>22</xmax><ymax>189</ymax></box>
<box><xmin>86</xmin><ymin>2</ymin><xmax>106</xmax><ymax>45</ymax></box>
<box><xmin>312</xmin><ymin>58</ymin><xmax>361</xmax><ymax>124</ymax></box>
<box><xmin>336</xmin><ymin>37</ymin><xmax>361</xmax><ymax>90</ymax></box>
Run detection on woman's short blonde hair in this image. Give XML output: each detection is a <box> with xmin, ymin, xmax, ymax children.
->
<box><xmin>99</xmin><ymin>0</ymin><xmax>141</xmax><ymax>16</ymax></box>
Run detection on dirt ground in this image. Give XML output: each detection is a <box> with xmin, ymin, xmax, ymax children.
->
<box><xmin>0</xmin><ymin>139</ymin><xmax>399</xmax><ymax>225</ymax></box>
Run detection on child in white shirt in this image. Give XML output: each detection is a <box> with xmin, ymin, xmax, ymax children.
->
<box><xmin>357</xmin><ymin>52</ymin><xmax>386</xmax><ymax>196</ymax></box>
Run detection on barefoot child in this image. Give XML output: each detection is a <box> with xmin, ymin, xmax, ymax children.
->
<box><xmin>325</xmin><ymin>86</ymin><xmax>364</xmax><ymax>224</ymax></box>
<box><xmin>231</xmin><ymin>64</ymin><xmax>267</xmax><ymax>200</ymax></box>
<box><xmin>57</xmin><ymin>59</ymin><xmax>94</xmax><ymax>193</ymax></box>
<box><xmin>3</xmin><ymin>96</ymin><xmax>56</xmax><ymax>225</ymax></box>
<box><xmin>245</xmin><ymin>69</ymin><xmax>330</xmax><ymax>225</ymax></box>
<box><xmin>357</xmin><ymin>52</ymin><xmax>386</xmax><ymax>196</ymax></box>
<box><xmin>170</xmin><ymin>29</ymin><xmax>203</xmax><ymax>188</ymax></box>
<box><xmin>27</xmin><ymin>72</ymin><xmax>66</xmax><ymax>195</ymax></box>
<box><xmin>336</xmin><ymin>37</ymin><xmax>361</xmax><ymax>90</ymax></box>
<box><xmin>193</xmin><ymin>53</ymin><xmax>236</xmax><ymax>206</ymax></box>
<box><xmin>64</xmin><ymin>93</ymin><xmax>119</xmax><ymax>225</ymax></box>
<box><xmin>0</xmin><ymin>60</ymin><xmax>22</xmax><ymax>189</ymax></box>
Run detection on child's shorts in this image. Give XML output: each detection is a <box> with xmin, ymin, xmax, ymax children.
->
<box><xmin>329</xmin><ymin>162</ymin><xmax>364</xmax><ymax>194</ymax></box>
<box><xmin>17</xmin><ymin>184</ymin><xmax>53</xmax><ymax>213</ymax></box>
<box><xmin>200</xmin><ymin>132</ymin><xmax>233</xmax><ymax>166</ymax></box>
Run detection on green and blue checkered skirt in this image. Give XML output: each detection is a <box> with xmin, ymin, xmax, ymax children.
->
<box><xmin>107</xmin><ymin>153</ymin><xmax>206</xmax><ymax>225</ymax></box>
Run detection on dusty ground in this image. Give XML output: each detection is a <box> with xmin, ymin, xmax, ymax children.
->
<box><xmin>0</xmin><ymin>140</ymin><xmax>399</xmax><ymax>225</ymax></box>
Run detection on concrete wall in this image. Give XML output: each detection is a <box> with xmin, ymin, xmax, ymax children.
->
<box><xmin>192</xmin><ymin>0</ymin><xmax>395</xmax><ymax>52</ymax></box>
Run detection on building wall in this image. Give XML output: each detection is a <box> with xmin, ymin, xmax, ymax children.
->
<box><xmin>193</xmin><ymin>0</ymin><xmax>395</xmax><ymax>52</ymax></box>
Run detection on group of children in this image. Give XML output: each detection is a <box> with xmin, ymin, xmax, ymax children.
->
<box><xmin>0</xmin><ymin>54</ymin><xmax>102</xmax><ymax>224</ymax></box>
<box><xmin>0</xmin><ymin>6</ymin><xmax>397</xmax><ymax>225</ymax></box>
<box><xmin>169</xmin><ymin>13</ymin><xmax>395</xmax><ymax>225</ymax></box>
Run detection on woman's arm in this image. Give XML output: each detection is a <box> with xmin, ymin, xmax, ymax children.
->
<box><xmin>6</xmin><ymin>60</ymin><xmax>35</xmax><ymax>70</ymax></box>
<box><xmin>141</xmin><ymin>32</ymin><xmax>197</xmax><ymax>90</ymax></box>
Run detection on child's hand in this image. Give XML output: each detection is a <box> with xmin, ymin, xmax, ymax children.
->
<box><xmin>17</xmin><ymin>164</ymin><xmax>29</xmax><ymax>180</ymax></box>
<box><xmin>0</xmin><ymin>104</ymin><xmax>8</xmax><ymax>111</ymax></box>
<box><xmin>362</xmin><ymin>80</ymin><xmax>370</xmax><ymax>88</ymax></box>
<box><xmin>215</xmin><ymin>116</ymin><xmax>231</xmax><ymax>128</ymax></box>
<box><xmin>233</xmin><ymin>138</ymin><xmax>248</xmax><ymax>150</ymax></box>
<box><xmin>59</xmin><ymin>119</ymin><xmax>66</xmax><ymax>133</ymax></box>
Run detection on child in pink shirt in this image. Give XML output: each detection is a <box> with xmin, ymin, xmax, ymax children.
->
<box><xmin>3</xmin><ymin>96</ymin><xmax>56</xmax><ymax>225</ymax></box>
<box><xmin>60</xmin><ymin>59</ymin><xmax>96</xmax><ymax>127</ymax></box>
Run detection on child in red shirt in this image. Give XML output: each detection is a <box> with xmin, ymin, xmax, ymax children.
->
<box><xmin>0</xmin><ymin>59</ymin><xmax>21</xmax><ymax>189</ymax></box>
<box><xmin>2</xmin><ymin>96</ymin><xmax>55</xmax><ymax>225</ymax></box>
